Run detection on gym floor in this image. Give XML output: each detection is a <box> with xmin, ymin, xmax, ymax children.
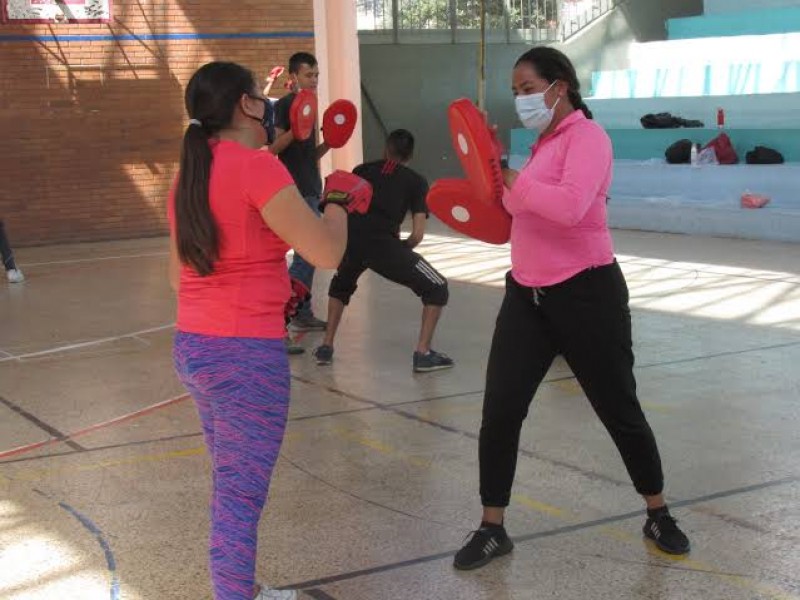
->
<box><xmin>1</xmin><ymin>225</ymin><xmax>799</xmax><ymax>600</ymax></box>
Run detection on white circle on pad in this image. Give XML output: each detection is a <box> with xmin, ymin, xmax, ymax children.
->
<box><xmin>452</xmin><ymin>206</ymin><xmax>470</xmax><ymax>223</ymax></box>
<box><xmin>458</xmin><ymin>133</ymin><xmax>469</xmax><ymax>155</ymax></box>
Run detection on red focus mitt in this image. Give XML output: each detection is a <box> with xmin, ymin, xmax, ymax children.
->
<box><xmin>448</xmin><ymin>99</ymin><xmax>505</xmax><ymax>207</ymax></box>
<box><xmin>290</xmin><ymin>89</ymin><xmax>318</xmax><ymax>141</ymax></box>
<box><xmin>427</xmin><ymin>178</ymin><xmax>511</xmax><ymax>245</ymax></box>
<box><xmin>322</xmin><ymin>100</ymin><xmax>358</xmax><ymax>149</ymax></box>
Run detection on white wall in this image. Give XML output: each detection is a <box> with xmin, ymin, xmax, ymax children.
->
<box><xmin>704</xmin><ymin>0</ymin><xmax>800</xmax><ymax>14</ymax></box>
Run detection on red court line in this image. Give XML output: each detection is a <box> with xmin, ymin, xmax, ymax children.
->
<box><xmin>0</xmin><ymin>393</ymin><xmax>190</xmax><ymax>461</ymax></box>
<box><xmin>1</xmin><ymin>333</ymin><xmax>309</xmax><ymax>461</ymax></box>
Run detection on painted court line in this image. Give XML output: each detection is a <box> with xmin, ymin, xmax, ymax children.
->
<box><xmin>19</xmin><ymin>251</ymin><xmax>168</xmax><ymax>268</ymax></box>
<box><xmin>0</xmin><ymin>393</ymin><xmax>189</xmax><ymax>460</ymax></box>
<box><xmin>0</xmin><ymin>394</ymin><xmax>84</xmax><ymax>453</ymax></box>
<box><xmin>0</xmin><ymin>324</ymin><xmax>175</xmax><ymax>363</ymax></box>
<box><xmin>32</xmin><ymin>489</ymin><xmax>120</xmax><ymax>600</ymax></box>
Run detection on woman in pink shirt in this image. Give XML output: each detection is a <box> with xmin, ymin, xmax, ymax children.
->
<box><xmin>454</xmin><ymin>47</ymin><xmax>690</xmax><ymax>571</ymax></box>
<box><xmin>169</xmin><ymin>62</ymin><xmax>364</xmax><ymax>600</ymax></box>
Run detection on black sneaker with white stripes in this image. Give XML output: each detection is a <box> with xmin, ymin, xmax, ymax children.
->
<box><xmin>453</xmin><ymin>524</ymin><xmax>514</xmax><ymax>570</ymax></box>
<box><xmin>643</xmin><ymin>508</ymin><xmax>690</xmax><ymax>555</ymax></box>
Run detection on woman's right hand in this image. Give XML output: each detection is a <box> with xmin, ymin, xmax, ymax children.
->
<box><xmin>502</xmin><ymin>168</ymin><xmax>519</xmax><ymax>189</ymax></box>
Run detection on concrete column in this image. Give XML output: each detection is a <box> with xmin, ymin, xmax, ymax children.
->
<box><xmin>314</xmin><ymin>0</ymin><xmax>364</xmax><ymax>175</ymax></box>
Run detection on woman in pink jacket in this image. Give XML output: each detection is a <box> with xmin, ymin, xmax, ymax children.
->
<box><xmin>454</xmin><ymin>47</ymin><xmax>690</xmax><ymax>571</ymax></box>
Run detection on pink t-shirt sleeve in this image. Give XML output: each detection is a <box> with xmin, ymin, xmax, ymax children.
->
<box><xmin>242</xmin><ymin>151</ymin><xmax>296</xmax><ymax>210</ymax></box>
<box><xmin>509</xmin><ymin>123</ymin><xmax>612</xmax><ymax>227</ymax></box>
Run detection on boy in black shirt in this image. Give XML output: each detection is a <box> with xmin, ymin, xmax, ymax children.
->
<box><xmin>313</xmin><ymin>130</ymin><xmax>453</xmax><ymax>373</ymax></box>
<box><xmin>271</xmin><ymin>52</ymin><xmax>330</xmax><ymax>335</ymax></box>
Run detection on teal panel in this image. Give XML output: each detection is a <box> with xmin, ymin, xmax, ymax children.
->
<box><xmin>511</xmin><ymin>127</ymin><xmax>800</xmax><ymax>161</ymax></box>
<box><xmin>667</xmin><ymin>7</ymin><xmax>800</xmax><ymax>39</ymax></box>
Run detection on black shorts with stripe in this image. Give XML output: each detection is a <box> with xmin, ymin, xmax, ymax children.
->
<box><xmin>328</xmin><ymin>234</ymin><xmax>449</xmax><ymax>307</ymax></box>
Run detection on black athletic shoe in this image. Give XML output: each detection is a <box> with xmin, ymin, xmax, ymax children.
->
<box><xmin>413</xmin><ymin>349</ymin><xmax>454</xmax><ymax>373</ymax></box>
<box><xmin>453</xmin><ymin>524</ymin><xmax>514</xmax><ymax>570</ymax></box>
<box><xmin>313</xmin><ymin>344</ymin><xmax>334</xmax><ymax>365</ymax></box>
<box><xmin>643</xmin><ymin>511</ymin><xmax>690</xmax><ymax>555</ymax></box>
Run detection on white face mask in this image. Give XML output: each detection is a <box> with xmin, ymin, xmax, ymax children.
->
<box><xmin>515</xmin><ymin>81</ymin><xmax>560</xmax><ymax>132</ymax></box>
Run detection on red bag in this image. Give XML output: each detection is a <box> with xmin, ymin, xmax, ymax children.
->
<box><xmin>704</xmin><ymin>133</ymin><xmax>738</xmax><ymax>165</ymax></box>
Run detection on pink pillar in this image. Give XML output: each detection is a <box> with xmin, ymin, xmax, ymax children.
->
<box><xmin>314</xmin><ymin>0</ymin><xmax>364</xmax><ymax>175</ymax></box>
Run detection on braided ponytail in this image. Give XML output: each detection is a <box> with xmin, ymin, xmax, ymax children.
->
<box><xmin>567</xmin><ymin>90</ymin><xmax>593</xmax><ymax>120</ymax></box>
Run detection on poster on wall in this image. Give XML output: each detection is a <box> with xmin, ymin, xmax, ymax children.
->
<box><xmin>1</xmin><ymin>0</ymin><xmax>113</xmax><ymax>23</ymax></box>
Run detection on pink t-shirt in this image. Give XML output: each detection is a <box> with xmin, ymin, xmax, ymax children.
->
<box><xmin>168</xmin><ymin>139</ymin><xmax>295</xmax><ymax>338</ymax></box>
<box><xmin>503</xmin><ymin>111</ymin><xmax>615</xmax><ymax>287</ymax></box>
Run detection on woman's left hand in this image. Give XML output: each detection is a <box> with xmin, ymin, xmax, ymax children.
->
<box><xmin>502</xmin><ymin>168</ymin><xmax>519</xmax><ymax>189</ymax></box>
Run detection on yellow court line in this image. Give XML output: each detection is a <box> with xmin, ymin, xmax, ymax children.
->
<box><xmin>9</xmin><ymin>447</ymin><xmax>207</xmax><ymax>482</ymax></box>
<box><xmin>511</xmin><ymin>494</ymin><xmax>568</xmax><ymax>519</ymax></box>
<box><xmin>332</xmin><ymin>428</ymin><xmax>432</xmax><ymax>469</ymax></box>
<box><xmin>4</xmin><ymin>431</ymin><xmax>308</xmax><ymax>483</ymax></box>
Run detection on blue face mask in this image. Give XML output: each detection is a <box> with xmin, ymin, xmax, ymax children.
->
<box><xmin>514</xmin><ymin>81</ymin><xmax>560</xmax><ymax>132</ymax></box>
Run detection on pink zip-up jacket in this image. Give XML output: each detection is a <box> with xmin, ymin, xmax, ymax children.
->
<box><xmin>503</xmin><ymin>110</ymin><xmax>615</xmax><ymax>288</ymax></box>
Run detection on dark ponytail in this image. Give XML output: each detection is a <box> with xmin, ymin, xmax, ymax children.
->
<box><xmin>567</xmin><ymin>90</ymin><xmax>593</xmax><ymax>120</ymax></box>
<box><xmin>515</xmin><ymin>47</ymin><xmax>593</xmax><ymax>120</ymax></box>
<box><xmin>175</xmin><ymin>62</ymin><xmax>256</xmax><ymax>276</ymax></box>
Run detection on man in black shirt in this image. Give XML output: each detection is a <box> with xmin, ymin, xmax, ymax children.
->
<box><xmin>312</xmin><ymin>130</ymin><xmax>453</xmax><ymax>373</ymax></box>
<box><xmin>271</xmin><ymin>52</ymin><xmax>330</xmax><ymax>337</ymax></box>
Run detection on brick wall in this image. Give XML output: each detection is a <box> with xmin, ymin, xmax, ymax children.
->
<box><xmin>0</xmin><ymin>1</ymin><xmax>315</xmax><ymax>246</ymax></box>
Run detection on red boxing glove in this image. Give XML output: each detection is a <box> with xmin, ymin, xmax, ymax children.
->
<box><xmin>322</xmin><ymin>100</ymin><xmax>358</xmax><ymax>148</ymax></box>
<box><xmin>285</xmin><ymin>277</ymin><xmax>311</xmax><ymax>324</ymax></box>
<box><xmin>290</xmin><ymin>89</ymin><xmax>317</xmax><ymax>141</ymax></box>
<box><xmin>319</xmin><ymin>170</ymin><xmax>373</xmax><ymax>215</ymax></box>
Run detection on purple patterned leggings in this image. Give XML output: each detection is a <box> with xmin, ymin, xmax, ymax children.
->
<box><xmin>173</xmin><ymin>331</ymin><xmax>290</xmax><ymax>600</ymax></box>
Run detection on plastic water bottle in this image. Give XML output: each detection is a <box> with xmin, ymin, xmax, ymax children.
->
<box><xmin>690</xmin><ymin>143</ymin><xmax>699</xmax><ymax>167</ymax></box>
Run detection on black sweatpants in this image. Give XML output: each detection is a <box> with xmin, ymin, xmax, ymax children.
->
<box><xmin>328</xmin><ymin>233</ymin><xmax>449</xmax><ymax>307</ymax></box>
<box><xmin>479</xmin><ymin>262</ymin><xmax>664</xmax><ymax>507</ymax></box>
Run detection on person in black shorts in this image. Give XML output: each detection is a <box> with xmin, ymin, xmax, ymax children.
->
<box><xmin>270</xmin><ymin>52</ymin><xmax>330</xmax><ymax>341</ymax></box>
<box><xmin>312</xmin><ymin>130</ymin><xmax>454</xmax><ymax>373</ymax></box>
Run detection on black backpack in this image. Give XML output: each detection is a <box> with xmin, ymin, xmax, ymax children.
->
<box><xmin>665</xmin><ymin>139</ymin><xmax>693</xmax><ymax>164</ymax></box>
<box><xmin>642</xmin><ymin>113</ymin><xmax>704</xmax><ymax>129</ymax></box>
<box><xmin>746</xmin><ymin>146</ymin><xmax>784</xmax><ymax>165</ymax></box>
